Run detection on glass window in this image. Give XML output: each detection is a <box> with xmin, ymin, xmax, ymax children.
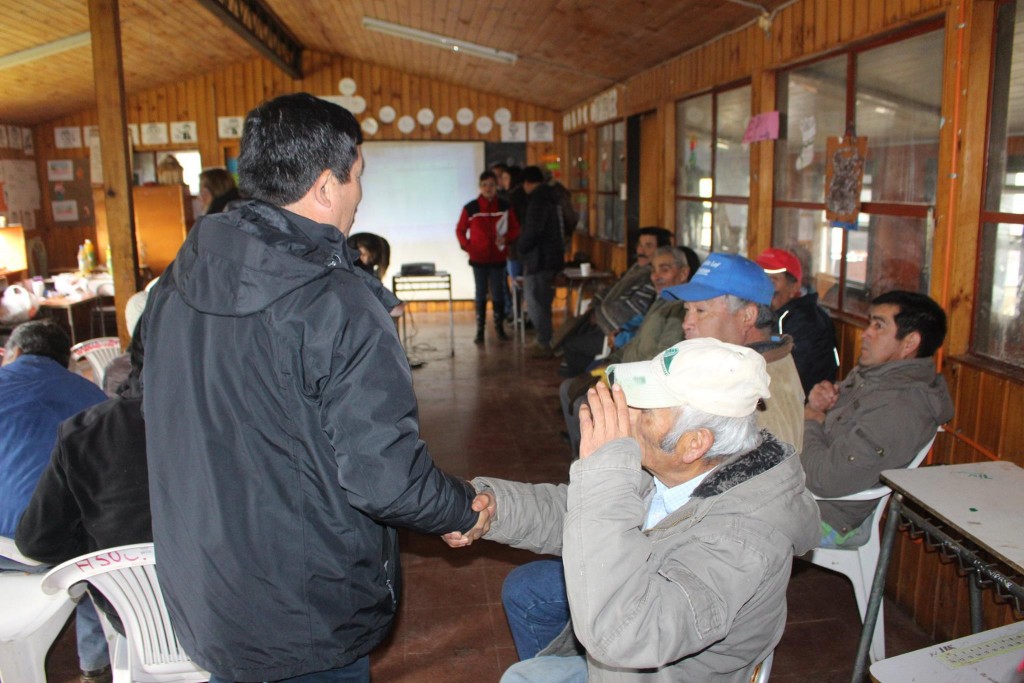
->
<box><xmin>976</xmin><ymin>1</ymin><xmax>1024</xmax><ymax>367</ymax></box>
<box><xmin>568</xmin><ymin>132</ymin><xmax>589</xmax><ymax>234</ymax></box>
<box><xmin>596</xmin><ymin>122</ymin><xmax>625</xmax><ymax>242</ymax></box>
<box><xmin>675</xmin><ymin>84</ymin><xmax>751</xmax><ymax>258</ymax></box>
<box><xmin>773</xmin><ymin>26</ymin><xmax>942</xmax><ymax>316</ymax></box>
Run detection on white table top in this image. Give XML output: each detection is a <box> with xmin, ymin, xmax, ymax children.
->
<box><xmin>881</xmin><ymin>461</ymin><xmax>1024</xmax><ymax>575</ymax></box>
<box><xmin>870</xmin><ymin>619</ymin><xmax>1024</xmax><ymax>682</ymax></box>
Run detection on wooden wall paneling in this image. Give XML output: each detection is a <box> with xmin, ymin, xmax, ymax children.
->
<box><xmin>954</xmin><ymin>362</ymin><xmax>982</xmax><ymax>447</ymax></box>
<box><xmin>1001</xmin><ymin>380</ymin><xmax>1024</xmax><ymax>464</ymax></box>
<box><xmin>976</xmin><ymin>372</ymin><xmax>1007</xmax><ymax>455</ymax></box>
<box><xmin>839</xmin><ymin>0</ymin><xmax>856</xmax><ymax>44</ymax></box>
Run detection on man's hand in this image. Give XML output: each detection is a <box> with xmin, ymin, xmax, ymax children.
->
<box><xmin>807</xmin><ymin>380</ymin><xmax>839</xmax><ymax>413</ymax></box>
<box><xmin>442</xmin><ymin>491</ymin><xmax>496</xmax><ymax>548</ymax></box>
<box><xmin>578</xmin><ymin>383</ymin><xmax>631</xmax><ymax>459</ymax></box>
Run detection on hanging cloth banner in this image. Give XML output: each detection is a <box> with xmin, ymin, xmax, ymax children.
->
<box><xmin>825</xmin><ymin>135</ymin><xmax>868</xmax><ymax>229</ymax></box>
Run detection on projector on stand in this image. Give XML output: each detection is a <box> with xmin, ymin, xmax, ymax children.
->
<box><xmin>400</xmin><ymin>262</ymin><xmax>436</xmax><ymax>276</ymax></box>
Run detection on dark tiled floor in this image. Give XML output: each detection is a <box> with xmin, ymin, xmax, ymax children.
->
<box><xmin>42</xmin><ymin>310</ymin><xmax>934</xmax><ymax>682</ymax></box>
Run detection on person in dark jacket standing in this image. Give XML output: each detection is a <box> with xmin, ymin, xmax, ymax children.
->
<box><xmin>140</xmin><ymin>93</ymin><xmax>482</xmax><ymax>683</ymax></box>
<box><xmin>519</xmin><ymin>165</ymin><xmax>565</xmax><ymax>358</ymax></box>
<box><xmin>456</xmin><ymin>170</ymin><xmax>520</xmax><ymax>344</ymax></box>
<box><xmin>756</xmin><ymin>247</ymin><xmax>839</xmax><ymax>395</ymax></box>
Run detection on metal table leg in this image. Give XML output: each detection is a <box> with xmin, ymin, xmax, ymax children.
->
<box><xmin>851</xmin><ymin>494</ymin><xmax>903</xmax><ymax>683</ymax></box>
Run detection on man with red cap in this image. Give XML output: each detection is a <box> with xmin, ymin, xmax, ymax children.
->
<box><xmin>755</xmin><ymin>247</ymin><xmax>838</xmax><ymax>395</ymax></box>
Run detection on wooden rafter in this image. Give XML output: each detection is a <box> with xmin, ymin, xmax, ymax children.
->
<box><xmin>197</xmin><ymin>0</ymin><xmax>303</xmax><ymax>79</ymax></box>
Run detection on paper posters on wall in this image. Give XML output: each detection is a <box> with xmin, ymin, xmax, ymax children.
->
<box><xmin>0</xmin><ymin>126</ymin><xmax>7</xmax><ymax>148</ymax></box>
<box><xmin>170</xmin><ymin>121</ymin><xmax>197</xmax><ymax>143</ymax></box>
<box><xmin>0</xmin><ymin>160</ymin><xmax>41</xmax><ymax>215</ymax></box>
<box><xmin>22</xmin><ymin>128</ymin><xmax>33</xmax><ymax>156</ymax></box>
<box><xmin>218</xmin><ymin>116</ymin><xmax>243</xmax><ymax>139</ymax></box>
<box><xmin>825</xmin><ymin>135</ymin><xmax>868</xmax><ymax>228</ymax></box>
<box><xmin>8</xmin><ymin>126</ymin><xmax>22</xmax><ymax>149</ymax></box>
<box><xmin>52</xmin><ymin>200</ymin><xmax>79</xmax><ymax>222</ymax></box>
<box><xmin>501</xmin><ymin>121</ymin><xmax>526</xmax><ymax>143</ymax></box>
<box><xmin>742</xmin><ymin>111</ymin><xmax>780</xmax><ymax>144</ymax></box>
<box><xmin>55</xmin><ymin>126</ymin><xmax>82</xmax><ymax>149</ymax></box>
<box><xmin>127</xmin><ymin>124</ymin><xmax>140</xmax><ymax>146</ymax></box>
<box><xmin>528</xmin><ymin>121</ymin><xmax>554</xmax><ymax>143</ymax></box>
<box><xmin>141</xmin><ymin>122</ymin><xmax>169</xmax><ymax>146</ymax></box>
<box><xmin>795</xmin><ymin>117</ymin><xmax>816</xmax><ymax>171</ymax></box>
<box><xmin>87</xmin><ymin>127</ymin><xmax>103</xmax><ymax>185</ymax></box>
<box><xmin>83</xmin><ymin>125</ymin><xmax>99</xmax><ymax>141</ymax></box>
<box><xmin>47</xmin><ymin>160</ymin><xmax>75</xmax><ymax>181</ymax></box>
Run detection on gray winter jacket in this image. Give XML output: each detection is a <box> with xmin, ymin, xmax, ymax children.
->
<box><xmin>474</xmin><ymin>432</ymin><xmax>821</xmax><ymax>682</ymax></box>
<box><xmin>802</xmin><ymin>357</ymin><xmax>954</xmax><ymax>533</ymax></box>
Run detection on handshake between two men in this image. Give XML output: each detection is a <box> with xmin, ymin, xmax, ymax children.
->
<box><xmin>436</xmin><ymin>338</ymin><xmax>822</xmax><ymax>683</ymax></box>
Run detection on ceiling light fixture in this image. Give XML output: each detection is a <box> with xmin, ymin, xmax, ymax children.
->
<box><xmin>0</xmin><ymin>32</ymin><xmax>91</xmax><ymax>71</ymax></box>
<box><xmin>362</xmin><ymin>17</ymin><xmax>517</xmax><ymax>65</ymax></box>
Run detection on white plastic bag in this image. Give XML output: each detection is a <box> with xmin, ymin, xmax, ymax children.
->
<box><xmin>0</xmin><ymin>285</ymin><xmax>39</xmax><ymax>324</ymax></box>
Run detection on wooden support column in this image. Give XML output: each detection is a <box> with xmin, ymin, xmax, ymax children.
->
<box><xmin>748</xmin><ymin>64</ymin><xmax>776</xmax><ymax>258</ymax></box>
<box><xmin>88</xmin><ymin>0</ymin><xmax>138</xmax><ymax>348</ymax></box>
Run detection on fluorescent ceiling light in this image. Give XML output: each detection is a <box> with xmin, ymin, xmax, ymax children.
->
<box><xmin>0</xmin><ymin>32</ymin><xmax>91</xmax><ymax>71</ymax></box>
<box><xmin>362</xmin><ymin>17</ymin><xmax>517</xmax><ymax>65</ymax></box>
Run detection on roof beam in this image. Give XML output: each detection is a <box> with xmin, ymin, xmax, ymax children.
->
<box><xmin>197</xmin><ymin>0</ymin><xmax>303</xmax><ymax>79</ymax></box>
<box><xmin>0</xmin><ymin>32</ymin><xmax>91</xmax><ymax>71</ymax></box>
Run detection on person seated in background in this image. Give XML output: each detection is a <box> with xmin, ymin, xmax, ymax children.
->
<box><xmin>560</xmin><ymin>245</ymin><xmax>699</xmax><ymax>455</ymax></box>
<box><xmin>456</xmin><ymin>170</ymin><xmax>520</xmax><ymax>344</ymax></box>
<box><xmin>101</xmin><ymin>286</ymin><xmax>152</xmax><ymax>394</ymax></box>
<box><xmin>556</xmin><ymin>226</ymin><xmax>673</xmax><ymax>375</ymax></box>
<box><xmin>0</xmin><ymin>319</ymin><xmax>112</xmax><ymax>683</ymax></box>
<box><xmin>802</xmin><ymin>290</ymin><xmax>954</xmax><ymax>547</ymax></box>
<box><xmin>755</xmin><ymin>247</ymin><xmax>839</xmax><ymax>395</ymax></box>
<box><xmin>198</xmin><ymin>168</ymin><xmax>241</xmax><ymax>215</ymax></box>
<box><xmin>447</xmin><ymin>339</ymin><xmax>820</xmax><ymax>682</ymax></box>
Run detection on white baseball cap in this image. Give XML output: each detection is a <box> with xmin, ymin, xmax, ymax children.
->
<box><xmin>606</xmin><ymin>338</ymin><xmax>770</xmax><ymax>417</ymax></box>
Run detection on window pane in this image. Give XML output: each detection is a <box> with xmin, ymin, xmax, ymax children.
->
<box><xmin>598</xmin><ymin>124</ymin><xmax>616</xmax><ymax>192</ymax></box>
<box><xmin>716</xmin><ymin>86</ymin><xmax>752</xmax><ymax>197</ymax></box>
<box><xmin>613</xmin><ymin>121</ymin><xmax>626</xmax><ymax>187</ymax></box>
<box><xmin>856</xmin><ymin>30</ymin><xmax>944</xmax><ymax>204</ymax></box>
<box><xmin>714</xmin><ymin>203</ymin><xmax>749</xmax><ymax>256</ymax></box>
<box><xmin>597</xmin><ymin>194</ymin><xmax>625</xmax><ymax>243</ymax></box>
<box><xmin>676</xmin><ymin>199</ymin><xmax>713</xmax><ymax>258</ymax></box>
<box><xmin>975</xmin><ymin>222</ymin><xmax>1024</xmax><ymax>365</ymax></box>
<box><xmin>677</xmin><ymin>94</ymin><xmax>713</xmax><ymax>197</ymax></box>
<box><xmin>985</xmin><ymin>1</ymin><xmax>1024</xmax><ymax>212</ymax></box>
<box><xmin>775</xmin><ymin>56</ymin><xmax>847</xmax><ymax>203</ymax></box>
<box><xmin>569</xmin><ymin>132</ymin><xmax>588</xmax><ymax>190</ymax></box>
<box><xmin>773</xmin><ymin>207</ymin><xmax>830</xmax><ymax>298</ymax></box>
<box><xmin>841</xmin><ymin>214</ymin><xmax>931</xmax><ymax>317</ymax></box>
<box><xmin>573</xmin><ymin>192</ymin><xmax>589</xmax><ymax>234</ymax></box>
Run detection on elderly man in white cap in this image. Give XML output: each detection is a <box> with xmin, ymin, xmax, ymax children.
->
<box><xmin>448</xmin><ymin>338</ymin><xmax>821</xmax><ymax>683</ymax></box>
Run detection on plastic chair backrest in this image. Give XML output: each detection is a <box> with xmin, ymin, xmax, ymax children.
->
<box><xmin>41</xmin><ymin>544</ymin><xmax>208</xmax><ymax>681</ymax></box>
<box><xmin>70</xmin><ymin>337</ymin><xmax>122</xmax><ymax>387</ymax></box>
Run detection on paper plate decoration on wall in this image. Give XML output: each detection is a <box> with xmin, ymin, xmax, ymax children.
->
<box><xmin>475</xmin><ymin>116</ymin><xmax>493</xmax><ymax>134</ymax></box>
<box><xmin>349</xmin><ymin>96</ymin><xmax>367</xmax><ymax>115</ymax></box>
<box><xmin>397</xmin><ymin>115</ymin><xmax>416</xmax><ymax>134</ymax></box>
<box><xmin>436</xmin><ymin>116</ymin><xmax>454</xmax><ymax>134</ymax></box>
<box><xmin>361</xmin><ymin>118</ymin><xmax>379</xmax><ymax>136</ymax></box>
<box><xmin>456</xmin><ymin>108</ymin><xmax>474</xmax><ymax>126</ymax></box>
<box><xmin>494</xmin><ymin>107</ymin><xmax>511</xmax><ymax>125</ymax></box>
<box><xmin>379</xmin><ymin>106</ymin><xmax>396</xmax><ymax>123</ymax></box>
<box><xmin>338</xmin><ymin>78</ymin><xmax>357</xmax><ymax>96</ymax></box>
<box><xmin>417</xmin><ymin>108</ymin><xmax>435</xmax><ymax>126</ymax></box>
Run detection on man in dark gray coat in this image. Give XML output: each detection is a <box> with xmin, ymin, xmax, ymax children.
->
<box><xmin>141</xmin><ymin>93</ymin><xmax>481</xmax><ymax>683</ymax></box>
<box><xmin>519</xmin><ymin>165</ymin><xmax>565</xmax><ymax>358</ymax></box>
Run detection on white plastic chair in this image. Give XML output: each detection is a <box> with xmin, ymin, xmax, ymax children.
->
<box><xmin>42</xmin><ymin>544</ymin><xmax>209</xmax><ymax>683</ymax></box>
<box><xmin>804</xmin><ymin>431</ymin><xmax>938</xmax><ymax>663</ymax></box>
<box><xmin>0</xmin><ymin>536</ymin><xmax>78</xmax><ymax>683</ymax></box>
<box><xmin>71</xmin><ymin>337</ymin><xmax>123</xmax><ymax>388</ymax></box>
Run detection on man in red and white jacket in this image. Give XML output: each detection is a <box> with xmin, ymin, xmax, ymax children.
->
<box><xmin>456</xmin><ymin>170</ymin><xmax>520</xmax><ymax>344</ymax></box>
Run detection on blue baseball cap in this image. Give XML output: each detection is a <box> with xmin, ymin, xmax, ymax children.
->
<box><xmin>662</xmin><ymin>252</ymin><xmax>773</xmax><ymax>306</ymax></box>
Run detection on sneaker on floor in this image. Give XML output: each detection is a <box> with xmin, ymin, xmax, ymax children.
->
<box><xmin>81</xmin><ymin>665</ymin><xmax>112</xmax><ymax>683</ymax></box>
<box><xmin>526</xmin><ymin>343</ymin><xmax>554</xmax><ymax>359</ymax></box>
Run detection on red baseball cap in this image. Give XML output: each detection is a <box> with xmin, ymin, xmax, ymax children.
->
<box><xmin>755</xmin><ymin>248</ymin><xmax>803</xmax><ymax>283</ymax></box>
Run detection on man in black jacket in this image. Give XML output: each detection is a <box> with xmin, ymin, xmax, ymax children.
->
<box><xmin>140</xmin><ymin>93</ymin><xmax>482</xmax><ymax>683</ymax></box>
<box><xmin>519</xmin><ymin>165</ymin><xmax>566</xmax><ymax>358</ymax></box>
<box><xmin>756</xmin><ymin>248</ymin><xmax>839</xmax><ymax>395</ymax></box>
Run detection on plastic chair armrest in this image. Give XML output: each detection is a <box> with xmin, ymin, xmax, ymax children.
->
<box><xmin>812</xmin><ymin>485</ymin><xmax>892</xmax><ymax>503</ymax></box>
<box><xmin>0</xmin><ymin>535</ymin><xmax>44</xmax><ymax>566</ymax></box>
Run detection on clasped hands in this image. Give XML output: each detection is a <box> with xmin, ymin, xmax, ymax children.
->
<box><xmin>441</xmin><ymin>382</ymin><xmax>632</xmax><ymax>548</ymax></box>
<box><xmin>804</xmin><ymin>380</ymin><xmax>840</xmax><ymax>423</ymax></box>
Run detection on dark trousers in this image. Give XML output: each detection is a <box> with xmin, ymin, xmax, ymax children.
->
<box><xmin>472</xmin><ymin>263</ymin><xmax>507</xmax><ymax>326</ymax></box>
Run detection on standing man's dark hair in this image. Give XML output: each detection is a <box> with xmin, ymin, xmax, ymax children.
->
<box><xmin>638</xmin><ymin>226</ymin><xmax>673</xmax><ymax>248</ymax></box>
<box><xmin>522</xmin><ymin>165</ymin><xmax>546</xmax><ymax>184</ymax></box>
<box><xmin>870</xmin><ymin>290</ymin><xmax>947</xmax><ymax>358</ymax></box>
<box><xmin>238</xmin><ymin>92</ymin><xmax>363</xmax><ymax>205</ymax></box>
<box><xmin>479</xmin><ymin>170</ymin><xmax>498</xmax><ymax>183</ymax></box>
<box><xmin>3</xmin><ymin>320</ymin><xmax>72</xmax><ymax>367</ymax></box>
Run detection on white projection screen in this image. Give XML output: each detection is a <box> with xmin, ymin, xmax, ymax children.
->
<box><xmin>352</xmin><ymin>141</ymin><xmax>485</xmax><ymax>300</ymax></box>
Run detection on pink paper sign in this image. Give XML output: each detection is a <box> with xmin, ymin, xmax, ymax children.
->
<box><xmin>743</xmin><ymin>111</ymin><xmax>780</xmax><ymax>144</ymax></box>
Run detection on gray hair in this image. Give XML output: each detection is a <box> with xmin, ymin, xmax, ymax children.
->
<box><xmin>660</xmin><ymin>405</ymin><xmax>762</xmax><ymax>461</ymax></box>
<box><xmin>724</xmin><ymin>294</ymin><xmax>775</xmax><ymax>331</ymax></box>
<box><xmin>654</xmin><ymin>245</ymin><xmax>687</xmax><ymax>270</ymax></box>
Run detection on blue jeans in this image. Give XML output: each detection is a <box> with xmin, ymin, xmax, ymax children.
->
<box><xmin>502</xmin><ymin>559</ymin><xmax>570</xmax><ymax>661</ymax></box>
<box><xmin>472</xmin><ymin>264</ymin><xmax>507</xmax><ymax>327</ymax></box>
<box><xmin>501</xmin><ymin>655</ymin><xmax>587</xmax><ymax>683</ymax></box>
<box><xmin>523</xmin><ymin>270</ymin><xmax>557</xmax><ymax>347</ymax></box>
<box><xmin>208</xmin><ymin>656</ymin><xmax>369</xmax><ymax>683</ymax></box>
